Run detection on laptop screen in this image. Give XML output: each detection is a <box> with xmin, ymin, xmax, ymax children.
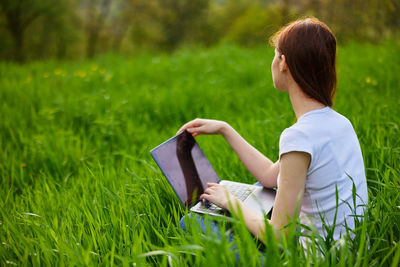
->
<box><xmin>150</xmin><ymin>130</ymin><xmax>220</xmax><ymax>206</ymax></box>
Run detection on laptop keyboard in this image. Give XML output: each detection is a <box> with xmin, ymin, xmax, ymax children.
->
<box><xmin>190</xmin><ymin>181</ymin><xmax>257</xmax><ymax>215</ymax></box>
<box><xmin>224</xmin><ymin>182</ymin><xmax>253</xmax><ymax>201</ymax></box>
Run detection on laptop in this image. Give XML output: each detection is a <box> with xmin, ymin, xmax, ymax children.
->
<box><xmin>150</xmin><ymin>130</ymin><xmax>275</xmax><ymax>217</ymax></box>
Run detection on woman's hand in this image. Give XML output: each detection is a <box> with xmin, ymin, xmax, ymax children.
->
<box><xmin>200</xmin><ymin>183</ymin><xmax>240</xmax><ymax>210</ymax></box>
<box><xmin>177</xmin><ymin>118</ymin><xmax>228</xmax><ymax>137</ymax></box>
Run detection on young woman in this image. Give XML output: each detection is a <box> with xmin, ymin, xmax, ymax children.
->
<box><xmin>177</xmin><ymin>18</ymin><xmax>368</xmax><ymax>246</ymax></box>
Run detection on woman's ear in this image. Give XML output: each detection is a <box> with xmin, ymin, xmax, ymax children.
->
<box><xmin>280</xmin><ymin>54</ymin><xmax>288</xmax><ymax>72</ymax></box>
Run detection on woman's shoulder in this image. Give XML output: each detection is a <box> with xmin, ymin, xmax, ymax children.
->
<box><xmin>279</xmin><ymin>107</ymin><xmax>356</xmax><ymax>155</ymax></box>
<box><xmin>279</xmin><ymin>124</ymin><xmax>314</xmax><ymax>160</ymax></box>
<box><xmin>292</xmin><ymin>107</ymin><xmax>354</xmax><ymax>135</ymax></box>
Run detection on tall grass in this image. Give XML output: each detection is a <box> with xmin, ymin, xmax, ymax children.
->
<box><xmin>0</xmin><ymin>42</ymin><xmax>399</xmax><ymax>265</ymax></box>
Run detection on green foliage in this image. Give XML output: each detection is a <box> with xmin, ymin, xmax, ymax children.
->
<box><xmin>0</xmin><ymin>0</ymin><xmax>63</xmax><ymax>61</ymax></box>
<box><xmin>1</xmin><ymin>0</ymin><xmax>400</xmax><ymax>61</ymax></box>
<box><xmin>223</xmin><ymin>5</ymin><xmax>288</xmax><ymax>46</ymax></box>
<box><xmin>0</xmin><ymin>43</ymin><xmax>399</xmax><ymax>265</ymax></box>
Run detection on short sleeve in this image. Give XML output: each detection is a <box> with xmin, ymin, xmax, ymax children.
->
<box><xmin>279</xmin><ymin>127</ymin><xmax>314</xmax><ymax>161</ymax></box>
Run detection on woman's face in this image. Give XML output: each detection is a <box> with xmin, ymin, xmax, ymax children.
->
<box><xmin>271</xmin><ymin>48</ymin><xmax>287</xmax><ymax>92</ymax></box>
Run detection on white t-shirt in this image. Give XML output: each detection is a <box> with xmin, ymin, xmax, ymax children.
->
<box><xmin>278</xmin><ymin>106</ymin><xmax>368</xmax><ymax>245</ymax></box>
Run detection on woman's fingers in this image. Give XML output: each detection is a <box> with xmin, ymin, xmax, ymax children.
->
<box><xmin>200</xmin><ymin>190</ymin><xmax>219</xmax><ymax>203</ymax></box>
<box><xmin>176</xmin><ymin>118</ymin><xmax>204</xmax><ymax>135</ymax></box>
<box><xmin>176</xmin><ymin>121</ymin><xmax>192</xmax><ymax>135</ymax></box>
<box><xmin>200</xmin><ymin>185</ymin><xmax>218</xmax><ymax>202</ymax></box>
<box><xmin>200</xmin><ymin>193</ymin><xmax>212</xmax><ymax>201</ymax></box>
<box><xmin>204</xmin><ymin>186</ymin><xmax>216</xmax><ymax>195</ymax></box>
<box><xmin>177</xmin><ymin>118</ymin><xmax>226</xmax><ymax>136</ymax></box>
<box><xmin>186</xmin><ymin>126</ymin><xmax>203</xmax><ymax>134</ymax></box>
<box><xmin>176</xmin><ymin>122</ymin><xmax>192</xmax><ymax>135</ymax></box>
<box><xmin>204</xmin><ymin>183</ymin><xmax>224</xmax><ymax>194</ymax></box>
<box><xmin>200</xmin><ymin>183</ymin><xmax>235</xmax><ymax>210</ymax></box>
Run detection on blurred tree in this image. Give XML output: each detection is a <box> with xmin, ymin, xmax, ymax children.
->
<box><xmin>29</xmin><ymin>0</ymin><xmax>81</xmax><ymax>60</ymax></box>
<box><xmin>111</xmin><ymin>0</ymin><xmax>156</xmax><ymax>52</ymax></box>
<box><xmin>224</xmin><ymin>5</ymin><xmax>283</xmax><ymax>46</ymax></box>
<box><xmin>109</xmin><ymin>0</ymin><xmax>130</xmax><ymax>52</ymax></box>
<box><xmin>154</xmin><ymin>0</ymin><xmax>210</xmax><ymax>50</ymax></box>
<box><xmin>208</xmin><ymin>0</ymin><xmax>295</xmax><ymax>46</ymax></box>
<box><xmin>128</xmin><ymin>0</ymin><xmax>210</xmax><ymax>51</ymax></box>
<box><xmin>0</xmin><ymin>0</ymin><xmax>399</xmax><ymax>61</ymax></box>
<box><xmin>81</xmin><ymin>0</ymin><xmax>112</xmax><ymax>58</ymax></box>
<box><xmin>280</xmin><ymin>0</ymin><xmax>293</xmax><ymax>24</ymax></box>
<box><xmin>208</xmin><ymin>0</ymin><xmax>253</xmax><ymax>44</ymax></box>
<box><xmin>0</xmin><ymin>0</ymin><xmax>55</xmax><ymax>62</ymax></box>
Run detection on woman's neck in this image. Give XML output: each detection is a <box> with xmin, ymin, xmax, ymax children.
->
<box><xmin>288</xmin><ymin>83</ymin><xmax>326</xmax><ymax>119</ymax></box>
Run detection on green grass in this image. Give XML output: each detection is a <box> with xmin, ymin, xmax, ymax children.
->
<box><xmin>0</xmin><ymin>42</ymin><xmax>399</xmax><ymax>266</ymax></box>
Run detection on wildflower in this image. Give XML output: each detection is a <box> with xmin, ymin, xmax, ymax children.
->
<box><xmin>91</xmin><ymin>64</ymin><xmax>99</xmax><ymax>72</ymax></box>
<box><xmin>365</xmin><ymin>77</ymin><xmax>371</xmax><ymax>83</ymax></box>
<box><xmin>104</xmin><ymin>73</ymin><xmax>113</xmax><ymax>82</ymax></box>
<box><xmin>74</xmin><ymin>71</ymin><xmax>87</xmax><ymax>78</ymax></box>
<box><xmin>54</xmin><ymin>69</ymin><xmax>62</xmax><ymax>75</ymax></box>
<box><xmin>25</xmin><ymin>76</ymin><xmax>32</xmax><ymax>83</ymax></box>
<box><xmin>43</xmin><ymin>72</ymin><xmax>50</xmax><ymax>78</ymax></box>
<box><xmin>21</xmin><ymin>163</ymin><xmax>27</xmax><ymax>168</ymax></box>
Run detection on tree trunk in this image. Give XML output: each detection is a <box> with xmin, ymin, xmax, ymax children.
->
<box><xmin>85</xmin><ymin>0</ymin><xmax>111</xmax><ymax>58</ymax></box>
<box><xmin>4</xmin><ymin>4</ymin><xmax>25</xmax><ymax>62</ymax></box>
<box><xmin>87</xmin><ymin>30</ymin><xmax>99</xmax><ymax>58</ymax></box>
<box><xmin>11</xmin><ymin>26</ymin><xmax>24</xmax><ymax>62</ymax></box>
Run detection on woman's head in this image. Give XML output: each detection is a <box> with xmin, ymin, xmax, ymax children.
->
<box><xmin>270</xmin><ymin>18</ymin><xmax>337</xmax><ymax>107</ymax></box>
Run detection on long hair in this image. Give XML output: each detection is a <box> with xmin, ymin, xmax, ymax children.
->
<box><xmin>270</xmin><ymin>18</ymin><xmax>337</xmax><ymax>107</ymax></box>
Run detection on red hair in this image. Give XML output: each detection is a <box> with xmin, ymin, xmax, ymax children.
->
<box><xmin>270</xmin><ymin>18</ymin><xmax>337</xmax><ymax>107</ymax></box>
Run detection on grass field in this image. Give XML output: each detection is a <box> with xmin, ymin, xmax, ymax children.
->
<box><xmin>1</xmin><ymin>43</ymin><xmax>400</xmax><ymax>266</ymax></box>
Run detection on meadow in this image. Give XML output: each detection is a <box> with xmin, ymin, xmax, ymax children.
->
<box><xmin>0</xmin><ymin>43</ymin><xmax>399</xmax><ymax>266</ymax></box>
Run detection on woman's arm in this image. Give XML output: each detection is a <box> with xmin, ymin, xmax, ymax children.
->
<box><xmin>269</xmin><ymin>151</ymin><xmax>309</xmax><ymax>232</ymax></box>
<box><xmin>220</xmin><ymin>123</ymin><xmax>279</xmax><ymax>188</ymax></box>
<box><xmin>178</xmin><ymin>118</ymin><xmax>279</xmax><ymax>188</ymax></box>
<box><xmin>200</xmin><ymin>151</ymin><xmax>309</xmax><ymax>241</ymax></box>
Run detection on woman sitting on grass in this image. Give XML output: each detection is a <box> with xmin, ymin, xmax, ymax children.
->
<box><xmin>177</xmin><ymin>18</ymin><xmax>368</xmax><ymax>247</ymax></box>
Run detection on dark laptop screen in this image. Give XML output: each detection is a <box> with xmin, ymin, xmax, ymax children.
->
<box><xmin>150</xmin><ymin>130</ymin><xmax>220</xmax><ymax>206</ymax></box>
